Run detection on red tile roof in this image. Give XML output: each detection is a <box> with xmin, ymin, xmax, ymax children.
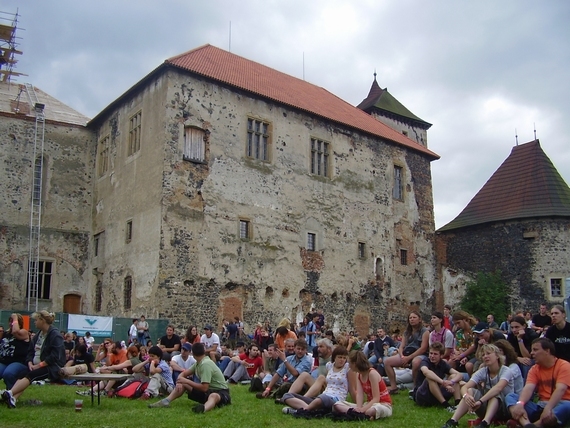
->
<box><xmin>438</xmin><ymin>140</ymin><xmax>570</xmax><ymax>231</ymax></box>
<box><xmin>166</xmin><ymin>45</ymin><xmax>438</xmax><ymax>160</ymax></box>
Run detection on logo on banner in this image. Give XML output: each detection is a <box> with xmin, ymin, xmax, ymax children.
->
<box><xmin>85</xmin><ymin>318</ymin><xmax>97</xmax><ymax>326</ymax></box>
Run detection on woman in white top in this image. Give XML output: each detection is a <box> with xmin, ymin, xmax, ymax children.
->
<box><xmin>281</xmin><ymin>346</ymin><xmax>351</xmax><ymax>415</ymax></box>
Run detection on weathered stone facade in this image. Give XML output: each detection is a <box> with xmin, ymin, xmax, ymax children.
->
<box><xmin>0</xmin><ymin>85</ymin><xmax>93</xmax><ymax>312</ymax></box>
<box><xmin>89</xmin><ymin>63</ymin><xmax>437</xmax><ymax>335</ymax></box>
<box><xmin>436</xmin><ymin>219</ymin><xmax>570</xmax><ymax>311</ymax></box>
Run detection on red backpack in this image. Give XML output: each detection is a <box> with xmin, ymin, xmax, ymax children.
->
<box><xmin>115</xmin><ymin>379</ymin><xmax>149</xmax><ymax>398</ymax></box>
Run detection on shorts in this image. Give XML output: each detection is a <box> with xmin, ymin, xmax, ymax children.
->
<box><xmin>336</xmin><ymin>400</ymin><xmax>392</xmax><ymax>419</ymax></box>
<box><xmin>472</xmin><ymin>389</ymin><xmax>509</xmax><ymax>420</ymax></box>
<box><xmin>282</xmin><ymin>392</ymin><xmax>339</xmax><ymax>409</ymax></box>
<box><xmin>414</xmin><ymin>379</ymin><xmax>452</xmax><ymax>407</ymax></box>
<box><xmin>187</xmin><ymin>388</ymin><xmax>231</xmax><ymax>407</ymax></box>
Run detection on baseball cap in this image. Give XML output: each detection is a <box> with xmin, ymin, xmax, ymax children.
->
<box><xmin>182</xmin><ymin>342</ymin><xmax>192</xmax><ymax>351</ymax></box>
<box><xmin>472</xmin><ymin>322</ymin><xmax>489</xmax><ymax>334</ymax></box>
<box><xmin>204</xmin><ymin>325</ymin><xmax>213</xmax><ymax>331</ymax></box>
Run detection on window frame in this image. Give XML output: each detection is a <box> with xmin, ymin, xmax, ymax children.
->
<box><xmin>183</xmin><ymin>126</ymin><xmax>206</xmax><ymax>163</ymax></box>
<box><xmin>126</xmin><ymin>220</ymin><xmax>133</xmax><ymax>244</ymax></box>
<box><xmin>246</xmin><ymin>117</ymin><xmax>271</xmax><ymax>162</ymax></box>
<box><xmin>307</xmin><ymin>232</ymin><xmax>317</xmax><ymax>252</ymax></box>
<box><xmin>128</xmin><ymin>110</ymin><xmax>142</xmax><ymax>156</ymax></box>
<box><xmin>95</xmin><ymin>280</ymin><xmax>103</xmax><ymax>312</ymax></box>
<box><xmin>550</xmin><ymin>277</ymin><xmax>563</xmax><ymax>298</ymax></box>
<box><xmin>26</xmin><ymin>259</ymin><xmax>53</xmax><ymax>300</ymax></box>
<box><xmin>310</xmin><ymin>137</ymin><xmax>330</xmax><ymax>177</ymax></box>
<box><xmin>400</xmin><ymin>249</ymin><xmax>408</xmax><ymax>266</ymax></box>
<box><xmin>393</xmin><ymin>165</ymin><xmax>404</xmax><ymax>201</ymax></box>
<box><xmin>239</xmin><ymin>219</ymin><xmax>252</xmax><ymax>240</ymax></box>
<box><xmin>124</xmin><ymin>276</ymin><xmax>133</xmax><ymax>310</ymax></box>
<box><xmin>98</xmin><ymin>135</ymin><xmax>110</xmax><ymax>177</ymax></box>
<box><xmin>358</xmin><ymin>242</ymin><xmax>366</xmax><ymax>259</ymax></box>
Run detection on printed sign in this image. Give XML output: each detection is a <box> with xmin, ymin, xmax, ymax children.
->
<box><xmin>67</xmin><ymin>314</ymin><xmax>113</xmax><ymax>337</ymax></box>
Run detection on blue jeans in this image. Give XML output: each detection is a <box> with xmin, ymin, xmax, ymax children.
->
<box><xmin>0</xmin><ymin>362</ymin><xmax>28</xmax><ymax>390</ymax></box>
<box><xmin>506</xmin><ymin>392</ymin><xmax>570</xmax><ymax>425</ymax></box>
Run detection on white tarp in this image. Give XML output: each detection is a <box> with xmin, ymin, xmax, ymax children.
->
<box><xmin>67</xmin><ymin>314</ymin><xmax>113</xmax><ymax>337</ymax></box>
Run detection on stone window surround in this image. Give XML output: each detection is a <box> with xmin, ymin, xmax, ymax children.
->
<box><xmin>124</xmin><ymin>275</ymin><xmax>133</xmax><ymax>310</ymax></box>
<box><xmin>128</xmin><ymin>110</ymin><xmax>142</xmax><ymax>157</ymax></box>
<box><xmin>183</xmin><ymin>125</ymin><xmax>207</xmax><ymax>163</ymax></box>
<box><xmin>358</xmin><ymin>241</ymin><xmax>366</xmax><ymax>259</ymax></box>
<box><xmin>307</xmin><ymin>232</ymin><xmax>317</xmax><ymax>251</ymax></box>
<box><xmin>246</xmin><ymin>116</ymin><xmax>271</xmax><ymax>162</ymax></box>
<box><xmin>239</xmin><ymin>218</ymin><xmax>252</xmax><ymax>240</ymax></box>
<box><xmin>310</xmin><ymin>137</ymin><xmax>330</xmax><ymax>177</ymax></box>
<box><xmin>400</xmin><ymin>248</ymin><xmax>408</xmax><ymax>265</ymax></box>
<box><xmin>26</xmin><ymin>258</ymin><xmax>55</xmax><ymax>301</ymax></box>
<box><xmin>126</xmin><ymin>219</ymin><xmax>133</xmax><ymax>244</ymax></box>
<box><xmin>393</xmin><ymin>164</ymin><xmax>404</xmax><ymax>201</ymax></box>
<box><xmin>548</xmin><ymin>276</ymin><xmax>565</xmax><ymax>299</ymax></box>
<box><xmin>98</xmin><ymin>134</ymin><xmax>110</xmax><ymax>177</ymax></box>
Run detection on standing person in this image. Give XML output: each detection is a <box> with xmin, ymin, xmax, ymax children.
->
<box><xmin>545</xmin><ymin>304</ymin><xmax>570</xmax><ymax>362</ymax></box>
<box><xmin>137</xmin><ymin>315</ymin><xmax>149</xmax><ymax>347</ymax></box>
<box><xmin>506</xmin><ymin>315</ymin><xmax>538</xmax><ymax>379</ymax></box>
<box><xmin>384</xmin><ymin>311</ymin><xmax>429</xmax><ymax>394</ymax></box>
<box><xmin>442</xmin><ymin>344</ymin><xmax>516</xmax><ymax>428</ymax></box>
<box><xmin>0</xmin><ymin>313</ymin><xmax>30</xmax><ymax>390</ymax></box>
<box><xmin>306</xmin><ymin>314</ymin><xmax>319</xmax><ymax>349</ymax></box>
<box><xmin>443</xmin><ymin>305</ymin><xmax>454</xmax><ymax>331</ymax></box>
<box><xmin>0</xmin><ymin>311</ymin><xmax>65</xmax><ymax>408</ymax></box>
<box><xmin>148</xmin><ymin>342</ymin><xmax>231</xmax><ymax>413</ymax></box>
<box><xmin>506</xmin><ymin>338</ymin><xmax>570</xmax><ymax>428</ymax></box>
<box><xmin>226</xmin><ymin>320</ymin><xmax>238</xmax><ymax>349</ymax></box>
<box><xmin>128</xmin><ymin>319</ymin><xmax>138</xmax><ymax>345</ymax></box>
<box><xmin>158</xmin><ymin>325</ymin><xmax>181</xmax><ymax>362</ymax></box>
<box><xmin>333</xmin><ymin>350</ymin><xmax>392</xmax><ymax>421</ymax></box>
<box><xmin>532</xmin><ymin>303</ymin><xmax>552</xmax><ymax>335</ymax></box>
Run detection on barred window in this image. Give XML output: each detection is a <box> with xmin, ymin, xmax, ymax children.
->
<box><xmin>183</xmin><ymin>127</ymin><xmax>205</xmax><ymax>162</ymax></box>
<box><xmin>124</xmin><ymin>276</ymin><xmax>132</xmax><ymax>310</ymax></box>
<box><xmin>358</xmin><ymin>242</ymin><xmax>366</xmax><ymax>259</ymax></box>
<box><xmin>400</xmin><ymin>249</ymin><xmax>408</xmax><ymax>265</ymax></box>
<box><xmin>307</xmin><ymin>233</ymin><xmax>316</xmax><ymax>251</ymax></box>
<box><xmin>95</xmin><ymin>281</ymin><xmax>103</xmax><ymax>312</ymax></box>
<box><xmin>310</xmin><ymin>138</ymin><xmax>330</xmax><ymax>177</ymax></box>
<box><xmin>239</xmin><ymin>219</ymin><xmax>251</xmax><ymax>239</ymax></box>
<box><xmin>128</xmin><ymin>111</ymin><xmax>142</xmax><ymax>156</ymax></box>
<box><xmin>551</xmin><ymin>278</ymin><xmax>562</xmax><ymax>297</ymax></box>
<box><xmin>247</xmin><ymin>118</ymin><xmax>270</xmax><ymax>161</ymax></box>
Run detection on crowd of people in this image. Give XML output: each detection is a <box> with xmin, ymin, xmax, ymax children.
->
<box><xmin>1</xmin><ymin>304</ymin><xmax>570</xmax><ymax>427</ymax></box>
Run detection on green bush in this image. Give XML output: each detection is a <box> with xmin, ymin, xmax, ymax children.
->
<box><xmin>459</xmin><ymin>270</ymin><xmax>510</xmax><ymax>322</ymax></box>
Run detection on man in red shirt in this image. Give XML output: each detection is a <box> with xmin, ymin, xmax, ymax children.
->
<box><xmin>223</xmin><ymin>344</ymin><xmax>263</xmax><ymax>384</ymax></box>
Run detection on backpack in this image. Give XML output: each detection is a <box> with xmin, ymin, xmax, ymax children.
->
<box><xmin>115</xmin><ymin>379</ymin><xmax>149</xmax><ymax>399</ymax></box>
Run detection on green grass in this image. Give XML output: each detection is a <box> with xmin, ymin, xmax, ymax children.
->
<box><xmin>0</xmin><ymin>381</ymin><xmax>483</xmax><ymax>428</ymax></box>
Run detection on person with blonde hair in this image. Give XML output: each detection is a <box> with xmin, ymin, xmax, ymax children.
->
<box><xmin>0</xmin><ymin>313</ymin><xmax>30</xmax><ymax>389</ymax></box>
<box><xmin>1</xmin><ymin>311</ymin><xmax>65</xmax><ymax>408</ymax></box>
<box><xmin>442</xmin><ymin>343</ymin><xmax>515</xmax><ymax>428</ymax></box>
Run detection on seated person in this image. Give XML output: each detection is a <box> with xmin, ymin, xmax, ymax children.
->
<box><xmin>1</xmin><ymin>311</ymin><xmax>65</xmax><ymax>408</ymax></box>
<box><xmin>285</xmin><ymin>338</ymin><xmax>334</xmax><ymax>397</ymax></box>
<box><xmin>282</xmin><ymin>346</ymin><xmax>351</xmax><ymax>415</ymax></box>
<box><xmin>158</xmin><ymin>325</ymin><xmax>181</xmax><ymax>362</ymax></box>
<box><xmin>257</xmin><ymin>339</ymin><xmax>312</xmax><ymax>399</ymax></box>
<box><xmin>413</xmin><ymin>342</ymin><xmax>462</xmax><ymax>410</ymax></box>
<box><xmin>442</xmin><ymin>343</ymin><xmax>515</xmax><ymax>428</ymax></box>
<box><xmin>333</xmin><ymin>350</ymin><xmax>392</xmax><ymax>421</ymax></box>
<box><xmin>200</xmin><ymin>325</ymin><xmax>221</xmax><ymax>362</ymax></box>
<box><xmin>223</xmin><ymin>344</ymin><xmax>262</xmax><ymax>384</ymax></box>
<box><xmin>250</xmin><ymin>344</ymin><xmax>280</xmax><ymax>392</ymax></box>
<box><xmin>0</xmin><ymin>313</ymin><xmax>30</xmax><ymax>390</ymax></box>
<box><xmin>77</xmin><ymin>341</ymin><xmax>127</xmax><ymax>396</ymax></box>
<box><xmin>171</xmin><ymin>342</ymin><xmax>196</xmax><ymax>383</ymax></box>
<box><xmin>132</xmin><ymin>346</ymin><xmax>174</xmax><ymax>399</ymax></box>
<box><xmin>148</xmin><ymin>342</ymin><xmax>231</xmax><ymax>413</ymax></box>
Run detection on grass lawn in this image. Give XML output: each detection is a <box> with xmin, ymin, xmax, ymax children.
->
<box><xmin>0</xmin><ymin>381</ymin><xmax>489</xmax><ymax>428</ymax></box>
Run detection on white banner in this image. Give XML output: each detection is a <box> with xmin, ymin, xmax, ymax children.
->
<box><xmin>67</xmin><ymin>314</ymin><xmax>113</xmax><ymax>337</ymax></box>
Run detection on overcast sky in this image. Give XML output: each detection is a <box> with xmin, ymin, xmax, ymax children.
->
<box><xmin>3</xmin><ymin>1</ymin><xmax>569</xmax><ymax>228</ymax></box>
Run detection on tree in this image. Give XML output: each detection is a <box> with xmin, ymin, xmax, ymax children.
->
<box><xmin>459</xmin><ymin>271</ymin><xmax>510</xmax><ymax>322</ymax></box>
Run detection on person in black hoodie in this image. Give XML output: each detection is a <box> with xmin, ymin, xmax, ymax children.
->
<box><xmin>1</xmin><ymin>310</ymin><xmax>65</xmax><ymax>408</ymax></box>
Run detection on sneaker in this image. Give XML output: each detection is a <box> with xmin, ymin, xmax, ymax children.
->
<box><xmin>192</xmin><ymin>404</ymin><xmax>205</xmax><ymax>413</ymax></box>
<box><xmin>2</xmin><ymin>390</ymin><xmax>16</xmax><ymax>408</ymax></box>
<box><xmin>250</xmin><ymin>377</ymin><xmax>263</xmax><ymax>392</ymax></box>
<box><xmin>408</xmin><ymin>389</ymin><xmax>415</xmax><ymax>400</ymax></box>
<box><xmin>75</xmin><ymin>389</ymin><xmax>92</xmax><ymax>396</ymax></box>
<box><xmin>475</xmin><ymin>421</ymin><xmax>489</xmax><ymax>428</ymax></box>
<box><xmin>240</xmin><ymin>380</ymin><xmax>251</xmax><ymax>385</ymax></box>
<box><xmin>24</xmin><ymin>399</ymin><xmax>43</xmax><ymax>406</ymax></box>
<box><xmin>282</xmin><ymin>407</ymin><xmax>296</xmax><ymax>415</ymax></box>
<box><xmin>148</xmin><ymin>399</ymin><xmax>170</xmax><ymax>408</ymax></box>
<box><xmin>441</xmin><ymin>419</ymin><xmax>459</xmax><ymax>428</ymax></box>
<box><xmin>445</xmin><ymin>405</ymin><xmax>457</xmax><ymax>413</ymax></box>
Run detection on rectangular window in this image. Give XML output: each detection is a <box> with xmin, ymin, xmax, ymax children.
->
<box><xmin>98</xmin><ymin>135</ymin><xmax>110</xmax><ymax>176</ymax></box>
<box><xmin>551</xmin><ymin>278</ymin><xmax>562</xmax><ymax>297</ymax></box>
<box><xmin>183</xmin><ymin>127</ymin><xmax>206</xmax><ymax>162</ymax></box>
<box><xmin>126</xmin><ymin>220</ymin><xmax>133</xmax><ymax>243</ymax></box>
<box><xmin>393</xmin><ymin>165</ymin><xmax>403</xmax><ymax>200</ymax></box>
<box><xmin>124</xmin><ymin>276</ymin><xmax>132</xmax><ymax>310</ymax></box>
<box><xmin>26</xmin><ymin>260</ymin><xmax>53</xmax><ymax>300</ymax></box>
<box><xmin>95</xmin><ymin>281</ymin><xmax>102</xmax><ymax>312</ymax></box>
<box><xmin>128</xmin><ymin>111</ymin><xmax>142</xmax><ymax>156</ymax></box>
<box><xmin>239</xmin><ymin>219</ymin><xmax>251</xmax><ymax>239</ymax></box>
<box><xmin>358</xmin><ymin>242</ymin><xmax>366</xmax><ymax>259</ymax></box>
<box><xmin>310</xmin><ymin>138</ymin><xmax>330</xmax><ymax>177</ymax></box>
<box><xmin>246</xmin><ymin>118</ymin><xmax>270</xmax><ymax>161</ymax></box>
<box><xmin>400</xmin><ymin>249</ymin><xmax>408</xmax><ymax>265</ymax></box>
<box><xmin>307</xmin><ymin>233</ymin><xmax>316</xmax><ymax>251</ymax></box>
<box><xmin>94</xmin><ymin>234</ymin><xmax>100</xmax><ymax>257</ymax></box>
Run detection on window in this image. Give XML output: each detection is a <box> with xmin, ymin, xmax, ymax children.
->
<box><xmin>400</xmin><ymin>249</ymin><xmax>408</xmax><ymax>265</ymax></box>
<box><xmin>393</xmin><ymin>165</ymin><xmax>403</xmax><ymax>200</ymax></box>
<box><xmin>95</xmin><ymin>281</ymin><xmax>102</xmax><ymax>312</ymax></box>
<box><xmin>32</xmin><ymin>156</ymin><xmax>46</xmax><ymax>204</ymax></box>
<box><xmin>183</xmin><ymin>127</ymin><xmax>205</xmax><ymax>162</ymax></box>
<box><xmin>98</xmin><ymin>135</ymin><xmax>110</xmax><ymax>176</ymax></box>
<box><xmin>94</xmin><ymin>234</ymin><xmax>100</xmax><ymax>257</ymax></box>
<box><xmin>128</xmin><ymin>111</ymin><xmax>142</xmax><ymax>156</ymax></box>
<box><xmin>124</xmin><ymin>276</ymin><xmax>132</xmax><ymax>310</ymax></box>
<box><xmin>307</xmin><ymin>233</ymin><xmax>316</xmax><ymax>251</ymax></box>
<box><xmin>26</xmin><ymin>260</ymin><xmax>53</xmax><ymax>300</ymax></box>
<box><xmin>551</xmin><ymin>278</ymin><xmax>562</xmax><ymax>298</ymax></box>
<box><xmin>239</xmin><ymin>219</ymin><xmax>251</xmax><ymax>239</ymax></box>
<box><xmin>246</xmin><ymin>118</ymin><xmax>270</xmax><ymax>161</ymax></box>
<box><xmin>310</xmin><ymin>138</ymin><xmax>330</xmax><ymax>177</ymax></box>
<box><xmin>358</xmin><ymin>242</ymin><xmax>366</xmax><ymax>259</ymax></box>
<box><xmin>126</xmin><ymin>220</ymin><xmax>133</xmax><ymax>243</ymax></box>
